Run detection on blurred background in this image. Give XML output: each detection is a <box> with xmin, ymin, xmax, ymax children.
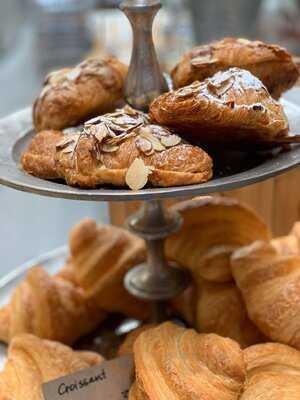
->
<box><xmin>1</xmin><ymin>0</ymin><xmax>300</xmax><ymax>275</ymax></box>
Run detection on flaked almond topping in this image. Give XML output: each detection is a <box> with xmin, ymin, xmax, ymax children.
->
<box><xmin>125</xmin><ymin>158</ymin><xmax>152</xmax><ymax>191</ymax></box>
<box><xmin>85</xmin><ymin>116</ymin><xmax>103</xmax><ymax>126</ymax></box>
<box><xmin>139</xmin><ymin>128</ymin><xmax>166</xmax><ymax>152</ymax></box>
<box><xmin>56</xmin><ymin>136</ymin><xmax>76</xmax><ymax>150</ymax></box>
<box><xmin>90</xmin><ymin>125</ymin><xmax>109</xmax><ymax>143</ymax></box>
<box><xmin>160</xmin><ymin>134</ymin><xmax>181</xmax><ymax>147</ymax></box>
<box><xmin>66</xmin><ymin>68</ymin><xmax>81</xmax><ymax>82</ymax></box>
<box><xmin>101</xmin><ymin>143</ymin><xmax>120</xmax><ymax>153</ymax></box>
<box><xmin>136</xmin><ymin>137</ymin><xmax>153</xmax><ymax>154</ymax></box>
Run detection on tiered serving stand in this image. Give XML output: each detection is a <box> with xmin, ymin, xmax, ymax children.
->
<box><xmin>1</xmin><ymin>0</ymin><xmax>300</xmax><ymax>358</ymax></box>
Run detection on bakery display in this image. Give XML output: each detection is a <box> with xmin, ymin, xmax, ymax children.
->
<box><xmin>3</xmin><ymin>9</ymin><xmax>300</xmax><ymax>393</ymax></box>
<box><xmin>171</xmin><ymin>38</ymin><xmax>299</xmax><ymax>99</ymax></box>
<box><xmin>22</xmin><ymin>106</ymin><xmax>213</xmax><ymax>190</ymax></box>
<box><xmin>0</xmin><ymin>334</ymin><xmax>103</xmax><ymax>400</ymax></box>
<box><xmin>130</xmin><ymin>322</ymin><xmax>246</xmax><ymax>400</ymax></box>
<box><xmin>33</xmin><ymin>57</ymin><xmax>128</xmax><ymax>132</ymax></box>
<box><xmin>166</xmin><ymin>196</ymin><xmax>271</xmax><ymax>282</ymax></box>
<box><xmin>0</xmin><ymin>266</ymin><xmax>106</xmax><ymax>345</ymax></box>
<box><xmin>150</xmin><ymin>68</ymin><xmax>289</xmax><ymax>146</ymax></box>
<box><xmin>69</xmin><ymin>218</ymin><xmax>149</xmax><ymax>319</ymax></box>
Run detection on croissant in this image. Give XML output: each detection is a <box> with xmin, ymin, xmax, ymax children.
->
<box><xmin>21</xmin><ymin>130</ymin><xmax>63</xmax><ymax>179</ymax></box>
<box><xmin>33</xmin><ymin>57</ymin><xmax>127</xmax><ymax>132</ymax></box>
<box><xmin>242</xmin><ymin>342</ymin><xmax>300</xmax><ymax>399</ymax></box>
<box><xmin>150</xmin><ymin>68</ymin><xmax>289</xmax><ymax>146</ymax></box>
<box><xmin>195</xmin><ymin>279</ymin><xmax>264</xmax><ymax>348</ymax></box>
<box><xmin>0</xmin><ymin>266</ymin><xmax>105</xmax><ymax>345</ymax></box>
<box><xmin>22</xmin><ymin>107</ymin><xmax>213</xmax><ymax>190</ymax></box>
<box><xmin>0</xmin><ymin>334</ymin><xmax>103</xmax><ymax>400</ymax></box>
<box><xmin>117</xmin><ymin>324</ymin><xmax>155</xmax><ymax>356</ymax></box>
<box><xmin>165</xmin><ymin>196</ymin><xmax>271</xmax><ymax>283</ymax></box>
<box><xmin>171</xmin><ymin>38</ymin><xmax>299</xmax><ymax>99</ymax></box>
<box><xmin>231</xmin><ymin>240</ymin><xmax>300</xmax><ymax>349</ymax></box>
<box><xmin>69</xmin><ymin>218</ymin><xmax>149</xmax><ymax>319</ymax></box>
<box><xmin>130</xmin><ymin>322</ymin><xmax>246</xmax><ymax>400</ymax></box>
<box><xmin>171</xmin><ymin>276</ymin><xmax>263</xmax><ymax>348</ymax></box>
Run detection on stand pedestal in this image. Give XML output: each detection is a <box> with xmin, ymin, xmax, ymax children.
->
<box><xmin>125</xmin><ymin>200</ymin><xmax>190</xmax><ymax>321</ymax></box>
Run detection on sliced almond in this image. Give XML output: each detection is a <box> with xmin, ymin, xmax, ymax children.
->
<box><xmin>161</xmin><ymin>134</ymin><xmax>181</xmax><ymax>148</ymax></box>
<box><xmin>125</xmin><ymin>158</ymin><xmax>151</xmax><ymax>191</ymax></box>
<box><xmin>135</xmin><ymin>137</ymin><xmax>153</xmax><ymax>154</ymax></box>
<box><xmin>66</xmin><ymin>68</ymin><xmax>81</xmax><ymax>82</ymax></box>
<box><xmin>56</xmin><ymin>136</ymin><xmax>75</xmax><ymax>150</ymax></box>
<box><xmin>90</xmin><ymin>125</ymin><xmax>108</xmax><ymax>143</ymax></box>
<box><xmin>101</xmin><ymin>143</ymin><xmax>120</xmax><ymax>153</ymax></box>
<box><xmin>85</xmin><ymin>116</ymin><xmax>103</xmax><ymax>126</ymax></box>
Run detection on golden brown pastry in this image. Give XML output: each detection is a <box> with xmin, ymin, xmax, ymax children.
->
<box><xmin>69</xmin><ymin>218</ymin><xmax>149</xmax><ymax>319</ymax></box>
<box><xmin>150</xmin><ymin>68</ymin><xmax>289</xmax><ymax>146</ymax></box>
<box><xmin>33</xmin><ymin>57</ymin><xmax>127</xmax><ymax>132</ymax></box>
<box><xmin>22</xmin><ymin>107</ymin><xmax>213</xmax><ymax>190</ymax></box>
<box><xmin>166</xmin><ymin>196</ymin><xmax>271</xmax><ymax>283</ymax></box>
<box><xmin>130</xmin><ymin>322</ymin><xmax>246</xmax><ymax>400</ymax></box>
<box><xmin>0</xmin><ymin>266</ymin><xmax>105</xmax><ymax>345</ymax></box>
<box><xmin>21</xmin><ymin>130</ymin><xmax>63</xmax><ymax>179</ymax></box>
<box><xmin>242</xmin><ymin>342</ymin><xmax>300</xmax><ymax>399</ymax></box>
<box><xmin>172</xmin><ymin>38</ymin><xmax>299</xmax><ymax>99</ymax></box>
<box><xmin>0</xmin><ymin>334</ymin><xmax>103</xmax><ymax>400</ymax></box>
<box><xmin>231</xmin><ymin>240</ymin><xmax>300</xmax><ymax>350</ymax></box>
<box><xmin>117</xmin><ymin>324</ymin><xmax>156</xmax><ymax>356</ymax></box>
<box><xmin>195</xmin><ymin>279</ymin><xmax>264</xmax><ymax>348</ymax></box>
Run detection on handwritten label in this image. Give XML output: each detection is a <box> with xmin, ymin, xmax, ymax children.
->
<box><xmin>43</xmin><ymin>355</ymin><xmax>134</xmax><ymax>400</ymax></box>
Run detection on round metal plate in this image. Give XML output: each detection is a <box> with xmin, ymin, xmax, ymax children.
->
<box><xmin>1</xmin><ymin>103</ymin><xmax>300</xmax><ymax>202</ymax></box>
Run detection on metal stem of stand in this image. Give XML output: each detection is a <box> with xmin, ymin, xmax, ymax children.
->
<box><xmin>125</xmin><ymin>200</ymin><xmax>190</xmax><ymax>322</ymax></box>
<box><xmin>120</xmin><ymin>0</ymin><xmax>169</xmax><ymax>111</ymax></box>
<box><xmin>120</xmin><ymin>0</ymin><xmax>189</xmax><ymax>322</ymax></box>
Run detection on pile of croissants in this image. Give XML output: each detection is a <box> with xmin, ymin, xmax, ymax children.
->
<box><xmin>1</xmin><ymin>195</ymin><xmax>300</xmax><ymax>399</ymax></box>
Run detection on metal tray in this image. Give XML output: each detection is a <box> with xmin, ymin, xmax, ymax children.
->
<box><xmin>1</xmin><ymin>101</ymin><xmax>300</xmax><ymax>202</ymax></box>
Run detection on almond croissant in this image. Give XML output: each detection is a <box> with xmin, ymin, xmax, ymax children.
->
<box><xmin>69</xmin><ymin>218</ymin><xmax>149</xmax><ymax>320</ymax></box>
<box><xmin>130</xmin><ymin>322</ymin><xmax>246</xmax><ymax>400</ymax></box>
<box><xmin>166</xmin><ymin>196</ymin><xmax>271</xmax><ymax>283</ymax></box>
<box><xmin>150</xmin><ymin>68</ymin><xmax>289</xmax><ymax>146</ymax></box>
<box><xmin>33</xmin><ymin>57</ymin><xmax>128</xmax><ymax>132</ymax></box>
<box><xmin>242</xmin><ymin>342</ymin><xmax>300</xmax><ymax>399</ymax></box>
<box><xmin>22</xmin><ymin>107</ymin><xmax>213</xmax><ymax>190</ymax></box>
<box><xmin>0</xmin><ymin>266</ymin><xmax>105</xmax><ymax>345</ymax></box>
<box><xmin>171</xmin><ymin>38</ymin><xmax>299</xmax><ymax>99</ymax></box>
<box><xmin>231</xmin><ymin>240</ymin><xmax>300</xmax><ymax>350</ymax></box>
<box><xmin>0</xmin><ymin>334</ymin><xmax>103</xmax><ymax>400</ymax></box>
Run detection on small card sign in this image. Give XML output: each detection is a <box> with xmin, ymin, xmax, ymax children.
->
<box><xmin>42</xmin><ymin>355</ymin><xmax>134</xmax><ymax>400</ymax></box>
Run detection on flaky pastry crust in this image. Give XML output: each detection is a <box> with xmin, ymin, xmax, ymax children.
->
<box><xmin>33</xmin><ymin>57</ymin><xmax>127</xmax><ymax>132</ymax></box>
<box><xmin>172</xmin><ymin>38</ymin><xmax>299</xmax><ymax>99</ymax></box>
<box><xmin>22</xmin><ymin>107</ymin><xmax>213</xmax><ymax>189</ymax></box>
<box><xmin>0</xmin><ymin>266</ymin><xmax>105</xmax><ymax>345</ymax></box>
<box><xmin>0</xmin><ymin>334</ymin><xmax>103</xmax><ymax>400</ymax></box>
<box><xmin>130</xmin><ymin>322</ymin><xmax>246</xmax><ymax>400</ymax></box>
<box><xmin>151</xmin><ymin>68</ymin><xmax>289</xmax><ymax>146</ymax></box>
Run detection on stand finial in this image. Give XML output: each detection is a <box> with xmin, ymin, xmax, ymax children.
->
<box><xmin>120</xmin><ymin>0</ymin><xmax>169</xmax><ymax>111</ymax></box>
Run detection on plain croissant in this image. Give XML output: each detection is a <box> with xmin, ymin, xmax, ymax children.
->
<box><xmin>69</xmin><ymin>218</ymin><xmax>149</xmax><ymax>319</ymax></box>
<box><xmin>166</xmin><ymin>196</ymin><xmax>271</xmax><ymax>283</ymax></box>
<box><xmin>0</xmin><ymin>334</ymin><xmax>103</xmax><ymax>400</ymax></box>
<box><xmin>130</xmin><ymin>322</ymin><xmax>246</xmax><ymax>400</ymax></box>
<box><xmin>242</xmin><ymin>342</ymin><xmax>300</xmax><ymax>399</ymax></box>
<box><xmin>171</xmin><ymin>277</ymin><xmax>263</xmax><ymax>348</ymax></box>
<box><xmin>231</xmin><ymin>240</ymin><xmax>300</xmax><ymax>350</ymax></box>
<box><xmin>0</xmin><ymin>266</ymin><xmax>105</xmax><ymax>345</ymax></box>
